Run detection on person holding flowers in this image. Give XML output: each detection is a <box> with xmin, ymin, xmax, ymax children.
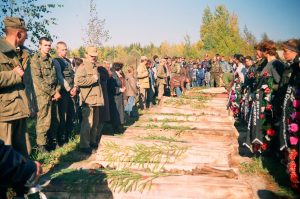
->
<box><xmin>278</xmin><ymin>39</ymin><xmax>300</xmax><ymax>188</ymax></box>
<box><xmin>244</xmin><ymin>40</ymin><xmax>284</xmax><ymax>153</ymax></box>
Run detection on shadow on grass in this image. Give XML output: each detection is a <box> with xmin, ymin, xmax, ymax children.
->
<box><xmin>27</xmin><ymin>118</ymin><xmax>112</xmax><ymax>198</ymax></box>
<box><xmin>44</xmin><ymin>169</ymin><xmax>112</xmax><ymax>199</ymax></box>
<box><xmin>26</xmin><ymin>104</ymin><xmax>141</xmax><ymax>198</ymax></box>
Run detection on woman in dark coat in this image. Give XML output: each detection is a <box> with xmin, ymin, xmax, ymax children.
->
<box><xmin>244</xmin><ymin>40</ymin><xmax>284</xmax><ymax>153</ymax></box>
<box><xmin>278</xmin><ymin>39</ymin><xmax>300</xmax><ymax>188</ymax></box>
<box><xmin>107</xmin><ymin>62</ymin><xmax>126</xmax><ymax>133</ymax></box>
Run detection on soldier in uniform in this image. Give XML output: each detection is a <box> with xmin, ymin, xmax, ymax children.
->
<box><xmin>210</xmin><ymin>55</ymin><xmax>222</xmax><ymax>87</ymax></box>
<box><xmin>170</xmin><ymin>57</ymin><xmax>182</xmax><ymax>96</ymax></box>
<box><xmin>137</xmin><ymin>56</ymin><xmax>149</xmax><ymax>109</ymax></box>
<box><xmin>74</xmin><ymin>47</ymin><xmax>104</xmax><ymax>154</ymax></box>
<box><xmin>31</xmin><ymin>37</ymin><xmax>61</xmax><ymax>152</ymax></box>
<box><xmin>0</xmin><ymin>17</ymin><xmax>31</xmax><ymax>157</ymax></box>
<box><xmin>53</xmin><ymin>41</ymin><xmax>76</xmax><ymax>145</ymax></box>
<box><xmin>157</xmin><ymin>58</ymin><xmax>167</xmax><ymax>105</ymax></box>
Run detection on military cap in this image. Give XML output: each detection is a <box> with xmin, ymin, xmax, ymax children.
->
<box><xmin>3</xmin><ymin>16</ymin><xmax>27</xmax><ymax>30</ymax></box>
<box><xmin>86</xmin><ymin>46</ymin><xmax>98</xmax><ymax>56</ymax></box>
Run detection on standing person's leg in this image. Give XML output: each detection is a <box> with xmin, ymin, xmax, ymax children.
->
<box><xmin>219</xmin><ymin>73</ymin><xmax>224</xmax><ymax>87</ymax></box>
<box><xmin>50</xmin><ymin>101</ymin><xmax>60</xmax><ymax>149</ymax></box>
<box><xmin>13</xmin><ymin>119</ymin><xmax>31</xmax><ymax>157</ymax></box>
<box><xmin>90</xmin><ymin>106</ymin><xmax>100</xmax><ymax>148</ymax></box>
<box><xmin>175</xmin><ymin>87</ymin><xmax>182</xmax><ymax>97</ymax></box>
<box><xmin>126</xmin><ymin>96</ymin><xmax>135</xmax><ymax>115</ymax></box>
<box><xmin>216</xmin><ymin>73</ymin><xmax>220</xmax><ymax>87</ymax></box>
<box><xmin>139</xmin><ymin>88</ymin><xmax>146</xmax><ymax>109</ymax></box>
<box><xmin>146</xmin><ymin>87</ymin><xmax>153</xmax><ymax>108</ymax></box>
<box><xmin>158</xmin><ymin>83</ymin><xmax>165</xmax><ymax>104</ymax></box>
<box><xmin>210</xmin><ymin>73</ymin><xmax>215</xmax><ymax>87</ymax></box>
<box><xmin>0</xmin><ymin>119</ymin><xmax>30</xmax><ymax>157</ymax></box>
<box><xmin>35</xmin><ymin>99</ymin><xmax>52</xmax><ymax>151</ymax></box>
<box><xmin>79</xmin><ymin>106</ymin><xmax>93</xmax><ymax>150</ymax></box>
<box><xmin>57</xmin><ymin>91</ymin><xmax>68</xmax><ymax>146</ymax></box>
<box><xmin>144</xmin><ymin>88</ymin><xmax>148</xmax><ymax>109</ymax></box>
<box><xmin>66</xmin><ymin>96</ymin><xmax>75</xmax><ymax>141</ymax></box>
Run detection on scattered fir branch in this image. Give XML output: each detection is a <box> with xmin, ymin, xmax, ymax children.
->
<box><xmin>101</xmin><ymin>141</ymin><xmax>188</xmax><ymax>171</ymax></box>
<box><xmin>140</xmin><ymin>135</ymin><xmax>178</xmax><ymax>142</ymax></box>
<box><xmin>51</xmin><ymin>167</ymin><xmax>172</xmax><ymax>194</ymax></box>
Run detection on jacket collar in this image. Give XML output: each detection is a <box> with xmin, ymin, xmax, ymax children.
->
<box><xmin>0</xmin><ymin>38</ymin><xmax>16</xmax><ymax>53</ymax></box>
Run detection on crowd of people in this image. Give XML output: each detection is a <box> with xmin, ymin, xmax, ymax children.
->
<box><xmin>227</xmin><ymin>39</ymin><xmax>300</xmax><ymax>189</ymax></box>
<box><xmin>0</xmin><ymin>15</ymin><xmax>300</xmax><ymax>197</ymax></box>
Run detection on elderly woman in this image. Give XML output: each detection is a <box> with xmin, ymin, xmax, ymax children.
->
<box><xmin>107</xmin><ymin>62</ymin><xmax>126</xmax><ymax>133</ymax></box>
<box><xmin>278</xmin><ymin>39</ymin><xmax>300</xmax><ymax>188</ymax></box>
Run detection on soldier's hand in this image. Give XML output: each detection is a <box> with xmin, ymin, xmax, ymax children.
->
<box><xmin>93</xmin><ymin>74</ymin><xmax>98</xmax><ymax>81</ymax></box>
<box><xmin>52</xmin><ymin>91</ymin><xmax>61</xmax><ymax>101</ymax></box>
<box><xmin>13</xmin><ymin>66</ymin><xmax>24</xmax><ymax>77</ymax></box>
<box><xmin>120</xmin><ymin>87</ymin><xmax>126</xmax><ymax>93</ymax></box>
<box><xmin>70</xmin><ymin>87</ymin><xmax>77</xmax><ymax>97</ymax></box>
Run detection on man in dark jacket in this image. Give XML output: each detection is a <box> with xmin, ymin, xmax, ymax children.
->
<box><xmin>0</xmin><ymin>139</ymin><xmax>42</xmax><ymax>198</ymax></box>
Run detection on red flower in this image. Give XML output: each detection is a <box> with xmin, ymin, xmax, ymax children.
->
<box><xmin>142</xmin><ymin>175</ymin><xmax>149</xmax><ymax>180</ymax></box>
<box><xmin>252</xmin><ymin>143</ymin><xmax>260</xmax><ymax>153</ymax></box>
<box><xmin>234</xmin><ymin>109</ymin><xmax>239</xmax><ymax>115</ymax></box>
<box><xmin>260</xmin><ymin>114</ymin><xmax>265</xmax><ymax>119</ymax></box>
<box><xmin>290</xmin><ymin>172</ymin><xmax>299</xmax><ymax>184</ymax></box>
<box><xmin>289</xmin><ymin>149</ymin><xmax>298</xmax><ymax>161</ymax></box>
<box><xmin>288</xmin><ymin>161</ymin><xmax>297</xmax><ymax>173</ymax></box>
<box><xmin>265</xmin><ymin>104</ymin><xmax>272</xmax><ymax>111</ymax></box>
<box><xmin>264</xmin><ymin>87</ymin><xmax>271</xmax><ymax>94</ymax></box>
<box><xmin>266</xmin><ymin>129</ymin><xmax>275</xmax><ymax>136</ymax></box>
<box><xmin>263</xmin><ymin>71</ymin><xmax>269</xmax><ymax>77</ymax></box>
<box><xmin>261</xmin><ymin>143</ymin><xmax>268</xmax><ymax>151</ymax></box>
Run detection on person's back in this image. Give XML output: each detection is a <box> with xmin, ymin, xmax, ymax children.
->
<box><xmin>0</xmin><ymin>16</ymin><xmax>32</xmax><ymax>157</ymax></box>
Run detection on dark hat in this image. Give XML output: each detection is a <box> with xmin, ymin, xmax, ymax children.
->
<box><xmin>282</xmin><ymin>39</ymin><xmax>300</xmax><ymax>53</ymax></box>
<box><xmin>3</xmin><ymin>17</ymin><xmax>27</xmax><ymax>30</ymax></box>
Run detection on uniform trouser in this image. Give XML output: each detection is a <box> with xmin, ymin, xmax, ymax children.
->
<box><xmin>210</xmin><ymin>72</ymin><xmax>220</xmax><ymax>87</ymax></box>
<box><xmin>146</xmin><ymin>86</ymin><xmax>155</xmax><ymax>107</ymax></box>
<box><xmin>139</xmin><ymin>88</ymin><xmax>148</xmax><ymax>109</ymax></box>
<box><xmin>36</xmin><ymin>98</ymin><xmax>59</xmax><ymax>146</ymax></box>
<box><xmin>57</xmin><ymin>90</ymin><xmax>75</xmax><ymax>144</ymax></box>
<box><xmin>158</xmin><ymin>83</ymin><xmax>165</xmax><ymax>100</ymax></box>
<box><xmin>80</xmin><ymin>105</ymin><xmax>100</xmax><ymax>148</ymax></box>
<box><xmin>0</xmin><ymin>118</ymin><xmax>31</xmax><ymax>157</ymax></box>
<box><xmin>222</xmin><ymin>72</ymin><xmax>233</xmax><ymax>89</ymax></box>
